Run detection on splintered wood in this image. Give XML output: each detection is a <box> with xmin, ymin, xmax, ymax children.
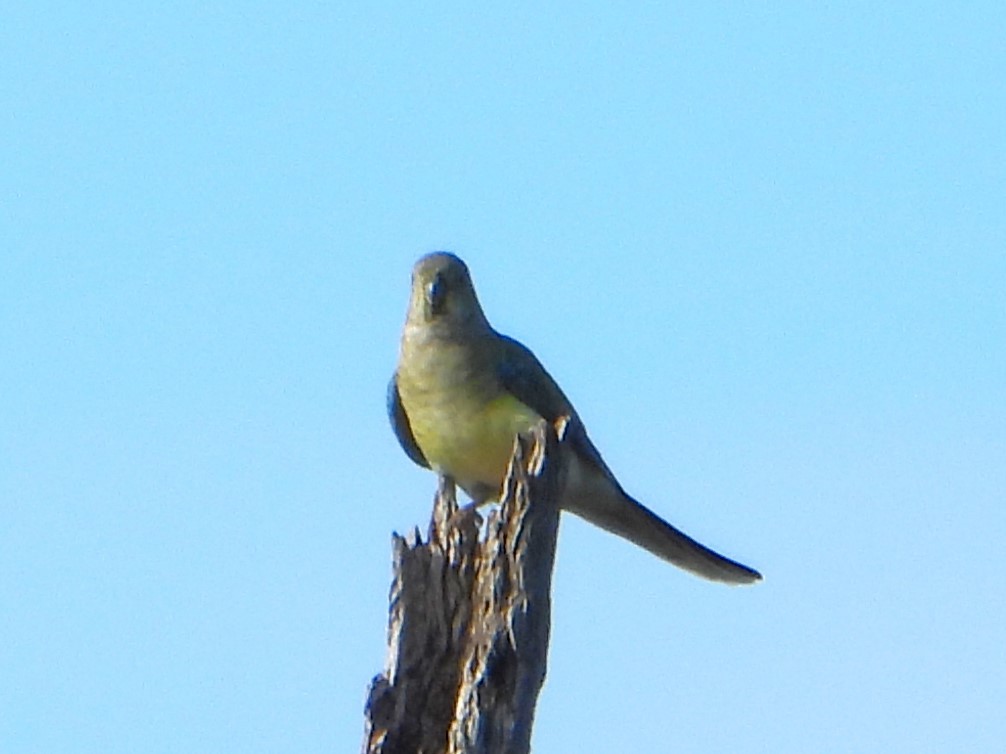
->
<box><xmin>364</xmin><ymin>420</ymin><xmax>566</xmax><ymax>754</ymax></box>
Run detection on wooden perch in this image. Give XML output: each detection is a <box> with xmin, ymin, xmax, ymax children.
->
<box><xmin>363</xmin><ymin>419</ymin><xmax>567</xmax><ymax>754</ymax></box>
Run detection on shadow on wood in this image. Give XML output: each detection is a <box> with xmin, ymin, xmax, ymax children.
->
<box><xmin>363</xmin><ymin>418</ymin><xmax>568</xmax><ymax>754</ymax></box>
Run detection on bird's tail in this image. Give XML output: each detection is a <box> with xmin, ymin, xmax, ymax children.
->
<box><xmin>562</xmin><ymin>480</ymin><xmax>762</xmax><ymax>585</ymax></box>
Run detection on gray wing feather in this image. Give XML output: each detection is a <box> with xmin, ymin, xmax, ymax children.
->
<box><xmin>387</xmin><ymin>373</ymin><xmax>429</xmax><ymax>468</ymax></box>
<box><xmin>495</xmin><ymin>335</ymin><xmax>622</xmax><ymax>485</ymax></box>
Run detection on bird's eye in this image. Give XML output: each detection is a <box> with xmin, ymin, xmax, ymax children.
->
<box><xmin>426</xmin><ymin>271</ymin><xmax>448</xmax><ymax>315</ymax></box>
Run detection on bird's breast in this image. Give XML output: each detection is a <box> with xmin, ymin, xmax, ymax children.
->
<box><xmin>399</xmin><ymin>361</ymin><xmax>541</xmax><ymax>498</ymax></box>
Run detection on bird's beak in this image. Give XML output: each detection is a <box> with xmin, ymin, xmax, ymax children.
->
<box><xmin>425</xmin><ymin>272</ymin><xmax>447</xmax><ymax>317</ymax></box>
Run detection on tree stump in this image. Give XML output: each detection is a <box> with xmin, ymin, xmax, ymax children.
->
<box><xmin>363</xmin><ymin>419</ymin><xmax>567</xmax><ymax>754</ymax></box>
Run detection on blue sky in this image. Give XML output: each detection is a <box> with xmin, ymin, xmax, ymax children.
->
<box><xmin>3</xmin><ymin>3</ymin><xmax>1004</xmax><ymax>752</ymax></box>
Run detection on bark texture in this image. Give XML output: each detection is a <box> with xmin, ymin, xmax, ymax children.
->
<box><xmin>363</xmin><ymin>419</ymin><xmax>566</xmax><ymax>754</ymax></box>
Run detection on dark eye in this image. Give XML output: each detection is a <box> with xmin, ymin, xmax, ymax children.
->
<box><xmin>426</xmin><ymin>271</ymin><xmax>448</xmax><ymax>315</ymax></box>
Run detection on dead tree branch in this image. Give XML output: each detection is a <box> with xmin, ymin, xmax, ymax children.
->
<box><xmin>364</xmin><ymin>419</ymin><xmax>566</xmax><ymax>754</ymax></box>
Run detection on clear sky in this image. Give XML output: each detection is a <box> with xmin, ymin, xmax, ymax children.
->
<box><xmin>3</xmin><ymin>3</ymin><xmax>1004</xmax><ymax>753</ymax></box>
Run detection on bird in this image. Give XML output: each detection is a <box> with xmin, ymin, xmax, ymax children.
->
<box><xmin>388</xmin><ymin>251</ymin><xmax>761</xmax><ymax>585</ymax></box>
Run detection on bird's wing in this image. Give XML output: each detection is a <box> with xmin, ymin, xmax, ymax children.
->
<box><xmin>386</xmin><ymin>373</ymin><xmax>430</xmax><ymax>468</ymax></box>
<box><xmin>494</xmin><ymin>334</ymin><xmax>622</xmax><ymax>485</ymax></box>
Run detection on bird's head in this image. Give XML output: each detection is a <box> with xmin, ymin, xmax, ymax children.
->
<box><xmin>406</xmin><ymin>252</ymin><xmax>489</xmax><ymax>330</ymax></box>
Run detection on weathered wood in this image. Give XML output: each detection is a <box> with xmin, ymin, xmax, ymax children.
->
<box><xmin>364</xmin><ymin>419</ymin><xmax>566</xmax><ymax>754</ymax></box>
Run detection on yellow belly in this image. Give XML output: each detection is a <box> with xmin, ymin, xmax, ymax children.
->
<box><xmin>412</xmin><ymin>392</ymin><xmax>542</xmax><ymax>494</ymax></box>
